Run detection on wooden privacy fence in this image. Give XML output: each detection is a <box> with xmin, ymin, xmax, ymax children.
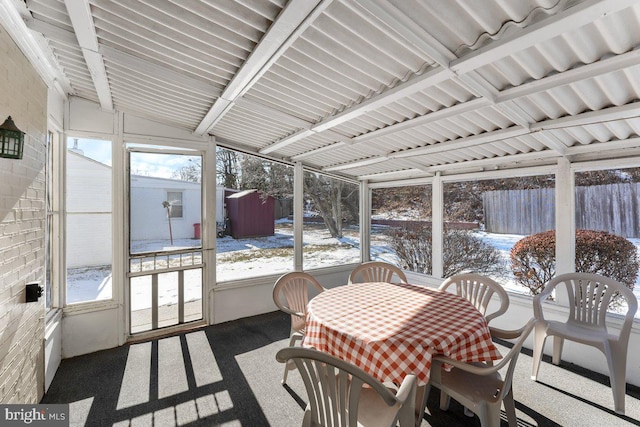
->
<box><xmin>483</xmin><ymin>183</ymin><xmax>640</xmax><ymax>237</ymax></box>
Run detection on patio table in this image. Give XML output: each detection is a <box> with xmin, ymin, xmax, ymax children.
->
<box><xmin>303</xmin><ymin>281</ymin><xmax>501</xmax><ymax>387</ymax></box>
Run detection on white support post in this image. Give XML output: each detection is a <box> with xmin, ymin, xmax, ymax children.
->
<box><xmin>359</xmin><ymin>180</ymin><xmax>371</xmax><ymax>262</ymax></box>
<box><xmin>432</xmin><ymin>173</ymin><xmax>444</xmax><ymax>278</ymax></box>
<box><xmin>113</xmin><ymin>110</ymin><xmax>126</xmax><ymax>344</ymax></box>
<box><xmin>203</xmin><ymin>136</ymin><xmax>217</xmax><ymax>324</ymax></box>
<box><xmin>294</xmin><ymin>162</ymin><xmax>304</xmax><ymax>271</ymax></box>
<box><xmin>555</xmin><ymin>157</ymin><xmax>575</xmax><ymax>305</ymax></box>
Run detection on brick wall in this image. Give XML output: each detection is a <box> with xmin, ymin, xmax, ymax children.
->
<box><xmin>0</xmin><ymin>27</ymin><xmax>48</xmax><ymax>403</ymax></box>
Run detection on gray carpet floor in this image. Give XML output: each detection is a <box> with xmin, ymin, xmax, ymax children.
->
<box><xmin>41</xmin><ymin>311</ymin><xmax>640</xmax><ymax>426</ymax></box>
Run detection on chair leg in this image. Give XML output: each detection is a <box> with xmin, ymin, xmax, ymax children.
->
<box><xmin>439</xmin><ymin>391</ymin><xmax>451</xmax><ymax>411</ymax></box>
<box><xmin>398</xmin><ymin>381</ymin><xmax>418</xmax><ymax>427</ymax></box>
<box><xmin>415</xmin><ymin>384</ymin><xmax>430</xmax><ymax>427</ymax></box>
<box><xmin>503</xmin><ymin>387</ymin><xmax>518</xmax><ymax>427</ymax></box>
<box><xmin>302</xmin><ymin>405</ymin><xmax>312</xmax><ymax>427</ymax></box>
<box><xmin>282</xmin><ymin>333</ymin><xmax>303</xmax><ymax>385</ymax></box>
<box><xmin>482</xmin><ymin>404</ymin><xmax>502</xmax><ymax>427</ymax></box>
<box><xmin>531</xmin><ymin>322</ymin><xmax>547</xmax><ymax>380</ymax></box>
<box><xmin>282</xmin><ymin>360</ymin><xmax>294</xmax><ymax>385</ymax></box>
<box><xmin>605</xmin><ymin>343</ymin><xmax>628</xmax><ymax>414</ymax></box>
<box><xmin>552</xmin><ymin>336</ymin><xmax>564</xmax><ymax>365</ymax></box>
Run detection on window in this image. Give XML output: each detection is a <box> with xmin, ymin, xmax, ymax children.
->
<box><xmin>45</xmin><ymin>130</ymin><xmax>57</xmax><ymax>311</ymax></box>
<box><xmin>166</xmin><ymin>191</ymin><xmax>183</xmax><ymax>218</ymax></box>
<box><xmin>302</xmin><ymin>171</ymin><xmax>360</xmax><ymax>269</ymax></box>
<box><xmin>574</xmin><ymin>167</ymin><xmax>640</xmax><ymax>316</ymax></box>
<box><xmin>370</xmin><ymin>185</ymin><xmax>432</xmax><ymax>272</ymax></box>
<box><xmin>442</xmin><ymin>175</ymin><xmax>554</xmax><ymax>293</ymax></box>
<box><xmin>65</xmin><ymin>138</ymin><xmax>113</xmax><ymax>304</ymax></box>
<box><xmin>215</xmin><ymin>148</ymin><xmax>295</xmax><ymax>281</ymax></box>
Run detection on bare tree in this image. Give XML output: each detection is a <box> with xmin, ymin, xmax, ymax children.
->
<box><xmin>171</xmin><ymin>158</ymin><xmax>201</xmax><ymax>182</ymax></box>
<box><xmin>303</xmin><ymin>173</ymin><xmax>358</xmax><ymax>238</ymax></box>
<box><xmin>217</xmin><ymin>148</ymin><xmax>240</xmax><ymax>188</ymax></box>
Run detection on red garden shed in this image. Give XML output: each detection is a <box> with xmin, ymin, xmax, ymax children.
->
<box><xmin>225</xmin><ymin>190</ymin><xmax>275</xmax><ymax>238</ymax></box>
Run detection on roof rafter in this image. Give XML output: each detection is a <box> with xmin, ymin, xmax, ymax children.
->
<box><xmin>450</xmin><ymin>0</ymin><xmax>639</xmax><ymax>75</ymax></box>
<box><xmin>259</xmin><ymin>66</ymin><xmax>453</xmax><ymax>154</ymax></box>
<box><xmin>262</xmin><ymin>0</ymin><xmax>632</xmax><ymax>158</ymax></box>
<box><xmin>64</xmin><ymin>0</ymin><xmax>113</xmax><ymax>111</ymax></box>
<box><xmin>323</xmin><ymin>102</ymin><xmax>640</xmax><ymax>171</ymax></box>
<box><xmin>194</xmin><ymin>0</ymin><xmax>330</xmax><ymax>136</ymax></box>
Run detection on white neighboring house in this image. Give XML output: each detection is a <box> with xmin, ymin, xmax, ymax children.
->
<box><xmin>67</xmin><ymin>151</ymin><xmax>224</xmax><ymax>268</ymax></box>
<box><xmin>66</xmin><ymin>151</ymin><xmax>113</xmax><ymax>268</ymax></box>
<box><xmin>130</xmin><ymin>175</ymin><xmax>202</xmax><ymax>243</ymax></box>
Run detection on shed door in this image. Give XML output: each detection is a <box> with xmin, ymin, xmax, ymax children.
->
<box><xmin>127</xmin><ymin>148</ymin><xmax>203</xmax><ymax>334</ymax></box>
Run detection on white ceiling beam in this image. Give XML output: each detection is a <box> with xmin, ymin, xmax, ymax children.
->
<box><xmin>257</xmin><ymin>0</ymin><xmax>634</xmax><ymax>158</ymax></box>
<box><xmin>290</xmin><ymin>141</ymin><xmax>349</xmax><ymax>161</ymax></box>
<box><xmin>313</xmin><ymin>98</ymin><xmax>640</xmax><ymax>173</ymax></box>
<box><xmin>451</xmin><ymin>0</ymin><xmax>639</xmax><ymax>75</ymax></box>
<box><xmin>358</xmin><ymin>169</ymin><xmax>432</xmax><ymax>181</ymax></box>
<box><xmin>566</xmin><ymin>136</ymin><xmax>640</xmax><ymax>157</ymax></box>
<box><xmin>311</xmin><ymin>67</ymin><xmax>453</xmax><ymax>133</ymax></box>
<box><xmin>400</xmin><ymin>134</ymin><xmax>640</xmax><ymax>176</ymax></box>
<box><xmin>260</xmin><ymin>129</ymin><xmax>317</xmax><ymax>155</ymax></box>
<box><xmin>389</xmin><ymin>127</ymin><xmax>530</xmax><ymax>159</ymax></box>
<box><xmin>276</xmin><ymin>0</ymin><xmax>626</xmax><ymax>158</ymax></box>
<box><xmin>424</xmin><ymin>151</ymin><xmax>559</xmax><ymax>173</ymax></box>
<box><xmin>498</xmin><ymin>48</ymin><xmax>640</xmax><ymax>103</ymax></box>
<box><xmin>291</xmin><ymin>43</ymin><xmax>637</xmax><ymax>159</ymax></box>
<box><xmin>260</xmin><ymin>66</ymin><xmax>452</xmax><ymax>154</ymax></box>
<box><xmin>531</xmin><ymin>102</ymin><xmax>640</xmax><ymax>131</ymax></box>
<box><xmin>64</xmin><ymin>0</ymin><xmax>113</xmax><ymax>111</ymax></box>
<box><xmin>194</xmin><ymin>0</ymin><xmax>329</xmax><ymax>135</ymax></box>
<box><xmin>323</xmin><ymin>156</ymin><xmax>389</xmax><ymax>172</ymax></box>
<box><xmin>352</xmin><ymin>98</ymin><xmax>489</xmax><ymax>143</ymax></box>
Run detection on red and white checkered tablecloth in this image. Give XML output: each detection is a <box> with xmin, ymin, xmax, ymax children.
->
<box><xmin>303</xmin><ymin>282</ymin><xmax>501</xmax><ymax>386</ymax></box>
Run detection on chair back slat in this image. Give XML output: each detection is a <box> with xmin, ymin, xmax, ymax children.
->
<box><xmin>277</xmin><ymin>347</ymin><xmax>416</xmax><ymax>427</ymax></box>
<box><xmin>273</xmin><ymin>272</ymin><xmax>325</xmax><ymax>332</ymax></box>
<box><xmin>565</xmin><ymin>275</ymin><xmax>623</xmax><ymax>329</ymax></box>
<box><xmin>348</xmin><ymin>261</ymin><xmax>408</xmax><ymax>284</ymax></box>
<box><xmin>439</xmin><ymin>273</ymin><xmax>509</xmax><ymax>323</ymax></box>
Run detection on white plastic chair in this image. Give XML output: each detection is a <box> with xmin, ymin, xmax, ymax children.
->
<box><xmin>272</xmin><ymin>272</ymin><xmax>325</xmax><ymax>385</ymax></box>
<box><xmin>430</xmin><ymin>319</ymin><xmax>535</xmax><ymax>427</ymax></box>
<box><xmin>348</xmin><ymin>261</ymin><xmax>408</xmax><ymax>285</ymax></box>
<box><xmin>276</xmin><ymin>346</ymin><xmax>417</xmax><ymax>427</ymax></box>
<box><xmin>530</xmin><ymin>272</ymin><xmax>638</xmax><ymax>414</ymax></box>
<box><xmin>438</xmin><ymin>273</ymin><xmax>510</xmax><ymax>324</ymax></box>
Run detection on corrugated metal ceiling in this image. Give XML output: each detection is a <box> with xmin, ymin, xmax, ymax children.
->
<box><xmin>16</xmin><ymin>0</ymin><xmax>640</xmax><ymax>184</ymax></box>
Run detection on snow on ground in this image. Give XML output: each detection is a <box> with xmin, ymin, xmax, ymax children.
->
<box><xmin>67</xmin><ymin>220</ymin><xmax>640</xmax><ymax>317</ymax></box>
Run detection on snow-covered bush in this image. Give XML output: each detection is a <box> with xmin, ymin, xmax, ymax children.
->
<box><xmin>510</xmin><ymin>229</ymin><xmax>638</xmax><ymax>306</ymax></box>
<box><xmin>388</xmin><ymin>226</ymin><xmax>505</xmax><ymax>278</ymax></box>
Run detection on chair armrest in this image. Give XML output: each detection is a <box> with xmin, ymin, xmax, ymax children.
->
<box><xmin>279</xmin><ymin>307</ymin><xmax>305</xmax><ymax>319</ymax></box>
<box><xmin>432</xmin><ymin>355</ymin><xmax>500</xmax><ymax>375</ymax></box>
<box><xmin>532</xmin><ymin>282</ymin><xmax>557</xmax><ymax>320</ymax></box>
<box><xmin>490</xmin><ymin>325</ymin><xmax>526</xmax><ymax>340</ymax></box>
<box><xmin>394</xmin><ymin>374</ymin><xmax>417</xmax><ymax>404</ymax></box>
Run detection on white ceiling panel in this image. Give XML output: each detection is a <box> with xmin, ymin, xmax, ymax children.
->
<box><xmin>11</xmin><ymin>0</ymin><xmax>640</xmax><ymax>182</ymax></box>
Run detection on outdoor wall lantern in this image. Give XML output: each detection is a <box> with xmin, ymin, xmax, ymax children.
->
<box><xmin>0</xmin><ymin>116</ymin><xmax>25</xmax><ymax>159</ymax></box>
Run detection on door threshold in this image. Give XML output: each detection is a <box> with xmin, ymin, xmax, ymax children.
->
<box><xmin>126</xmin><ymin>320</ymin><xmax>208</xmax><ymax>344</ymax></box>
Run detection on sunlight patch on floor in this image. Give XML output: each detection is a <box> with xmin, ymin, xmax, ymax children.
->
<box><xmin>117</xmin><ymin>342</ymin><xmax>151</xmax><ymax>409</ymax></box>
